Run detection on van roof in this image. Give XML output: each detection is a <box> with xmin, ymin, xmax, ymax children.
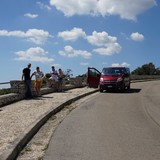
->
<box><xmin>104</xmin><ymin>66</ymin><xmax>129</xmax><ymax>69</ymax></box>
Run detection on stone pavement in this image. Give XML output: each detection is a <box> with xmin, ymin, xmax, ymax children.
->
<box><xmin>0</xmin><ymin>87</ymin><xmax>98</xmax><ymax>160</ymax></box>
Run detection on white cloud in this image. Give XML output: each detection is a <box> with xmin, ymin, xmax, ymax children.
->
<box><xmin>88</xmin><ymin>31</ymin><xmax>121</xmax><ymax>56</ymax></box>
<box><xmin>24</xmin><ymin>13</ymin><xmax>38</xmax><ymax>19</ymax></box>
<box><xmin>102</xmin><ymin>62</ymin><xmax>108</xmax><ymax>65</ymax></box>
<box><xmin>15</xmin><ymin>47</ymin><xmax>54</xmax><ymax>63</ymax></box>
<box><xmin>59</xmin><ymin>45</ymin><xmax>92</xmax><ymax>59</ymax></box>
<box><xmin>130</xmin><ymin>32</ymin><xmax>144</xmax><ymax>41</ymax></box>
<box><xmin>37</xmin><ymin>2</ymin><xmax>52</xmax><ymax>11</ymax></box>
<box><xmin>58</xmin><ymin>29</ymin><xmax>121</xmax><ymax>56</ymax></box>
<box><xmin>52</xmin><ymin>64</ymin><xmax>62</xmax><ymax>67</ymax></box>
<box><xmin>87</xmin><ymin>31</ymin><xmax>117</xmax><ymax>46</ymax></box>
<box><xmin>50</xmin><ymin>0</ymin><xmax>97</xmax><ymax>17</ymax></box>
<box><xmin>80</xmin><ymin>62</ymin><xmax>89</xmax><ymax>66</ymax></box>
<box><xmin>49</xmin><ymin>0</ymin><xmax>157</xmax><ymax>20</ymax></box>
<box><xmin>93</xmin><ymin>44</ymin><xmax>121</xmax><ymax>56</ymax></box>
<box><xmin>26</xmin><ymin>29</ymin><xmax>50</xmax><ymax>45</ymax></box>
<box><xmin>112</xmin><ymin>62</ymin><xmax>130</xmax><ymax>67</ymax></box>
<box><xmin>58</xmin><ymin>27</ymin><xmax>86</xmax><ymax>41</ymax></box>
<box><xmin>0</xmin><ymin>29</ymin><xmax>51</xmax><ymax>45</ymax></box>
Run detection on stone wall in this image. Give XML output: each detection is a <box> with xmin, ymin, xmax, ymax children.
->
<box><xmin>0</xmin><ymin>79</ymin><xmax>85</xmax><ymax>108</ymax></box>
<box><xmin>0</xmin><ymin>93</ymin><xmax>24</xmax><ymax>107</ymax></box>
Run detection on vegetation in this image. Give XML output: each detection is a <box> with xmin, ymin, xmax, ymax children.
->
<box><xmin>131</xmin><ymin>62</ymin><xmax>160</xmax><ymax>75</ymax></box>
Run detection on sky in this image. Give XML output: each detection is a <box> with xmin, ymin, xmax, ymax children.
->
<box><xmin>0</xmin><ymin>0</ymin><xmax>160</xmax><ymax>84</ymax></box>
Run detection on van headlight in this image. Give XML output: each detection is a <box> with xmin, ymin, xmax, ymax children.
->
<box><xmin>100</xmin><ymin>78</ymin><xmax>104</xmax><ymax>82</ymax></box>
<box><xmin>117</xmin><ymin>77</ymin><xmax>123</xmax><ymax>82</ymax></box>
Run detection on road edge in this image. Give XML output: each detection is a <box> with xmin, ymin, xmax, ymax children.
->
<box><xmin>0</xmin><ymin>89</ymin><xmax>98</xmax><ymax>160</ymax></box>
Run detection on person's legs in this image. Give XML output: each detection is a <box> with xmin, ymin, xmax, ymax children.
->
<box><xmin>35</xmin><ymin>81</ymin><xmax>39</xmax><ymax>96</ymax></box>
<box><xmin>58</xmin><ymin>79</ymin><xmax>63</xmax><ymax>91</ymax></box>
<box><xmin>35</xmin><ymin>81</ymin><xmax>42</xmax><ymax>96</ymax></box>
<box><xmin>55</xmin><ymin>80</ymin><xmax>59</xmax><ymax>91</ymax></box>
<box><xmin>37</xmin><ymin>81</ymin><xmax>42</xmax><ymax>96</ymax></box>
<box><xmin>25</xmin><ymin>80</ymin><xmax>32</xmax><ymax>98</ymax></box>
<box><xmin>48</xmin><ymin>78</ymin><xmax>55</xmax><ymax>88</ymax></box>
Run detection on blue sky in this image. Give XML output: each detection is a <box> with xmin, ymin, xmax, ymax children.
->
<box><xmin>0</xmin><ymin>0</ymin><xmax>160</xmax><ymax>83</ymax></box>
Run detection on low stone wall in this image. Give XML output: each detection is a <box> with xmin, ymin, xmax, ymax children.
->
<box><xmin>10</xmin><ymin>80</ymin><xmax>36</xmax><ymax>95</ymax></box>
<box><xmin>0</xmin><ymin>93</ymin><xmax>24</xmax><ymax>107</ymax></box>
<box><xmin>130</xmin><ymin>75</ymin><xmax>160</xmax><ymax>80</ymax></box>
<box><xmin>0</xmin><ymin>79</ymin><xmax>85</xmax><ymax>108</ymax></box>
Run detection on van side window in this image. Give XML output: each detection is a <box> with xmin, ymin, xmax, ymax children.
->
<box><xmin>126</xmin><ymin>68</ymin><xmax>130</xmax><ymax>74</ymax></box>
<box><xmin>89</xmin><ymin>69</ymin><xmax>100</xmax><ymax>77</ymax></box>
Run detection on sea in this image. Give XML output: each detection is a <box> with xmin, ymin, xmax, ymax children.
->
<box><xmin>0</xmin><ymin>83</ymin><xmax>10</xmax><ymax>89</ymax></box>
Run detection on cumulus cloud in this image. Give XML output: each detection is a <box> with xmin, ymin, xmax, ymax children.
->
<box><xmin>87</xmin><ymin>31</ymin><xmax>121</xmax><ymax>56</ymax></box>
<box><xmin>58</xmin><ymin>27</ymin><xmax>86</xmax><ymax>41</ymax></box>
<box><xmin>93</xmin><ymin>45</ymin><xmax>121</xmax><ymax>56</ymax></box>
<box><xmin>37</xmin><ymin>2</ymin><xmax>52</xmax><ymax>11</ymax></box>
<box><xmin>87</xmin><ymin>31</ymin><xmax>117</xmax><ymax>46</ymax></box>
<box><xmin>80</xmin><ymin>62</ymin><xmax>89</xmax><ymax>66</ymax></box>
<box><xmin>50</xmin><ymin>0</ymin><xmax>97</xmax><ymax>17</ymax></box>
<box><xmin>49</xmin><ymin>0</ymin><xmax>157</xmax><ymax>20</ymax></box>
<box><xmin>130</xmin><ymin>32</ymin><xmax>144</xmax><ymax>41</ymax></box>
<box><xmin>24</xmin><ymin>13</ymin><xmax>38</xmax><ymax>19</ymax></box>
<box><xmin>111</xmin><ymin>62</ymin><xmax>130</xmax><ymax>67</ymax></box>
<box><xmin>59</xmin><ymin>45</ymin><xmax>92</xmax><ymax>59</ymax></box>
<box><xmin>15</xmin><ymin>47</ymin><xmax>54</xmax><ymax>63</ymax></box>
<box><xmin>57</xmin><ymin>28</ymin><xmax>121</xmax><ymax>56</ymax></box>
<box><xmin>0</xmin><ymin>29</ymin><xmax>51</xmax><ymax>45</ymax></box>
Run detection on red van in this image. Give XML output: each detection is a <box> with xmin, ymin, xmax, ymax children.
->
<box><xmin>87</xmin><ymin>67</ymin><xmax>130</xmax><ymax>92</ymax></box>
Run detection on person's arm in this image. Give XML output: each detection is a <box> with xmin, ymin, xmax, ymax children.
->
<box><xmin>41</xmin><ymin>72</ymin><xmax>45</xmax><ymax>79</ymax></box>
<box><xmin>30</xmin><ymin>72</ymin><xmax>35</xmax><ymax>80</ymax></box>
<box><xmin>22</xmin><ymin>69</ymin><xmax>24</xmax><ymax>80</ymax></box>
<box><xmin>22</xmin><ymin>73</ymin><xmax>24</xmax><ymax>81</ymax></box>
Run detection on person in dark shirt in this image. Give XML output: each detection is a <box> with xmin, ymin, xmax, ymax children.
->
<box><xmin>22</xmin><ymin>63</ymin><xmax>33</xmax><ymax>98</ymax></box>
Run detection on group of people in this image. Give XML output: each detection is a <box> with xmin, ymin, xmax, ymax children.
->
<box><xmin>22</xmin><ymin>63</ymin><xmax>64</xmax><ymax>99</ymax></box>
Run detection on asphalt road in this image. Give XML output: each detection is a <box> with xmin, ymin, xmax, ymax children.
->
<box><xmin>44</xmin><ymin>81</ymin><xmax>160</xmax><ymax>160</ymax></box>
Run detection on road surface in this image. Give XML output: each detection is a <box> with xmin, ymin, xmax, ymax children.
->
<box><xmin>44</xmin><ymin>81</ymin><xmax>160</xmax><ymax>160</ymax></box>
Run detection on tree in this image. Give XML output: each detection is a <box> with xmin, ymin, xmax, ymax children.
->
<box><xmin>131</xmin><ymin>62</ymin><xmax>160</xmax><ymax>75</ymax></box>
<box><xmin>63</xmin><ymin>69</ymin><xmax>73</xmax><ymax>79</ymax></box>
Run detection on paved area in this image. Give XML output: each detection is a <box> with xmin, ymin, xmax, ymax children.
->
<box><xmin>0</xmin><ymin>87</ymin><xmax>98</xmax><ymax>160</ymax></box>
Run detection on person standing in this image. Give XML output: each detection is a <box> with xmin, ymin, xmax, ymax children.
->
<box><xmin>31</xmin><ymin>66</ymin><xmax>44</xmax><ymax>96</ymax></box>
<box><xmin>58</xmin><ymin>68</ymin><xmax>64</xmax><ymax>92</ymax></box>
<box><xmin>49</xmin><ymin>66</ymin><xmax>58</xmax><ymax>90</ymax></box>
<box><xmin>22</xmin><ymin>63</ymin><xmax>33</xmax><ymax>99</ymax></box>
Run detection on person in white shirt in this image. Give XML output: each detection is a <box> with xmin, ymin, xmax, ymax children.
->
<box><xmin>48</xmin><ymin>66</ymin><xmax>58</xmax><ymax>90</ymax></box>
<box><xmin>31</xmin><ymin>66</ymin><xmax>44</xmax><ymax>96</ymax></box>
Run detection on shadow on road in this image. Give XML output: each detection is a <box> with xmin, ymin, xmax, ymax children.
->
<box><xmin>125</xmin><ymin>88</ymin><xmax>141</xmax><ymax>93</ymax></box>
<box><xmin>101</xmin><ymin>88</ymin><xmax>141</xmax><ymax>94</ymax></box>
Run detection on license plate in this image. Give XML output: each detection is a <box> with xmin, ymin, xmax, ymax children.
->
<box><xmin>107</xmin><ymin>85</ymin><xmax>112</xmax><ymax>88</ymax></box>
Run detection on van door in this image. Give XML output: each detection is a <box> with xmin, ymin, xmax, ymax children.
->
<box><xmin>87</xmin><ymin>67</ymin><xmax>101</xmax><ymax>88</ymax></box>
<box><xmin>124</xmin><ymin>68</ymin><xmax>131</xmax><ymax>89</ymax></box>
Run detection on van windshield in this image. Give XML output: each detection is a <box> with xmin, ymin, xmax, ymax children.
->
<box><xmin>102</xmin><ymin>68</ymin><xmax>125</xmax><ymax>76</ymax></box>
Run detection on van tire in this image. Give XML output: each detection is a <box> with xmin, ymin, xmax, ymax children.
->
<box><xmin>127</xmin><ymin>84</ymin><xmax>130</xmax><ymax>90</ymax></box>
<box><xmin>99</xmin><ymin>86</ymin><xmax>103</xmax><ymax>92</ymax></box>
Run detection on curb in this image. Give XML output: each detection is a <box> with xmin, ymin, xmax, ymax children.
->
<box><xmin>0</xmin><ymin>89</ymin><xmax>98</xmax><ymax>160</ymax></box>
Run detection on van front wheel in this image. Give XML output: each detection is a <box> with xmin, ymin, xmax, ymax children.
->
<box><xmin>99</xmin><ymin>86</ymin><xmax>103</xmax><ymax>92</ymax></box>
<box><xmin>127</xmin><ymin>84</ymin><xmax>130</xmax><ymax>90</ymax></box>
